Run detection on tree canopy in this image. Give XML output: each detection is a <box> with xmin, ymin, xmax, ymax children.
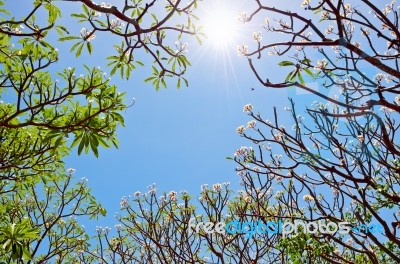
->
<box><xmin>0</xmin><ymin>0</ymin><xmax>399</xmax><ymax>263</ymax></box>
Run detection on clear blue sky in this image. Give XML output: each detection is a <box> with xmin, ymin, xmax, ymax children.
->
<box><xmin>6</xmin><ymin>0</ymin><xmax>323</xmax><ymax>229</ymax></box>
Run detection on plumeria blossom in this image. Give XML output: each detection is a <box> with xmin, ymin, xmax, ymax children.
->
<box><xmin>80</xmin><ymin>28</ymin><xmax>96</xmax><ymax>41</ymax></box>
<box><xmin>213</xmin><ymin>183</ymin><xmax>222</xmax><ymax>192</ymax></box>
<box><xmin>314</xmin><ymin>59</ymin><xmax>328</xmax><ymax>71</ymax></box>
<box><xmin>234</xmin><ymin>146</ymin><xmax>253</xmax><ymax>159</ymax></box>
<box><xmin>175</xmin><ymin>41</ymin><xmax>188</xmax><ymax>55</ymax></box>
<box><xmin>303</xmin><ymin>194</ymin><xmax>314</xmax><ymax>202</ymax></box>
<box><xmin>168</xmin><ymin>191</ymin><xmax>177</xmax><ymax>201</ymax></box>
<box><xmin>374</xmin><ymin>73</ymin><xmax>385</xmax><ymax>83</ymax></box>
<box><xmin>237</xmin><ymin>11</ymin><xmax>249</xmax><ymax>23</ymax></box>
<box><xmin>325</xmin><ymin>25</ymin><xmax>334</xmax><ymax>34</ymax></box>
<box><xmin>120</xmin><ymin>197</ymin><xmax>128</xmax><ymax>208</ymax></box>
<box><xmin>247</xmin><ymin>120</ymin><xmax>256</xmax><ymax>128</ymax></box>
<box><xmin>252</xmin><ymin>31</ymin><xmax>262</xmax><ymax>42</ymax></box>
<box><xmin>100</xmin><ymin>2</ymin><xmax>112</xmax><ymax>8</ymax></box>
<box><xmin>395</xmin><ymin>94</ymin><xmax>400</xmax><ymax>105</ymax></box>
<box><xmin>110</xmin><ymin>19</ymin><xmax>124</xmax><ymax>30</ymax></box>
<box><xmin>243</xmin><ymin>103</ymin><xmax>253</xmax><ymax>112</ymax></box>
<box><xmin>200</xmin><ymin>184</ymin><xmax>208</xmax><ymax>192</ymax></box>
<box><xmin>236</xmin><ymin>125</ymin><xmax>246</xmax><ymax>134</ymax></box>
<box><xmin>236</xmin><ymin>44</ymin><xmax>248</xmax><ymax>56</ymax></box>
<box><xmin>301</xmin><ymin>0</ymin><xmax>310</xmax><ymax>8</ymax></box>
<box><xmin>67</xmin><ymin>168</ymin><xmax>76</xmax><ymax>174</ymax></box>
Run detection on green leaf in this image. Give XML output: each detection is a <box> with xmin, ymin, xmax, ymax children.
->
<box><xmin>298</xmin><ymin>72</ymin><xmax>305</xmax><ymax>85</ymax></box>
<box><xmin>303</xmin><ymin>68</ymin><xmax>314</xmax><ymax>78</ymax></box>
<box><xmin>77</xmin><ymin>135</ymin><xmax>85</xmax><ymax>155</ymax></box>
<box><xmin>86</xmin><ymin>41</ymin><xmax>93</xmax><ymax>54</ymax></box>
<box><xmin>59</xmin><ymin>36</ymin><xmax>79</xmax><ymax>41</ymax></box>
<box><xmin>22</xmin><ymin>247</ymin><xmax>32</xmax><ymax>260</ymax></box>
<box><xmin>279</xmin><ymin>61</ymin><xmax>295</xmax><ymax>67</ymax></box>
<box><xmin>76</xmin><ymin>43</ymin><xmax>84</xmax><ymax>57</ymax></box>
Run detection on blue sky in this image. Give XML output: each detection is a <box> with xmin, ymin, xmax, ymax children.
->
<box><xmin>6</xmin><ymin>0</ymin><xmax>324</xmax><ymax>229</ymax></box>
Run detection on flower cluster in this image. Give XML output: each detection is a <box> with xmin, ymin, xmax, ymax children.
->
<box><xmin>361</xmin><ymin>28</ymin><xmax>370</xmax><ymax>36</ymax></box>
<box><xmin>175</xmin><ymin>41</ymin><xmax>188</xmax><ymax>55</ymax></box>
<box><xmin>10</xmin><ymin>25</ymin><xmax>23</xmax><ymax>34</ymax></box>
<box><xmin>67</xmin><ymin>168</ymin><xmax>76</xmax><ymax>174</ymax></box>
<box><xmin>80</xmin><ymin>28</ymin><xmax>96</xmax><ymax>42</ymax></box>
<box><xmin>100</xmin><ymin>2</ymin><xmax>112</xmax><ymax>8</ymax></box>
<box><xmin>395</xmin><ymin>94</ymin><xmax>400</xmax><ymax>105</ymax></box>
<box><xmin>110</xmin><ymin>19</ymin><xmax>124</xmax><ymax>30</ymax></box>
<box><xmin>237</xmin><ymin>12</ymin><xmax>248</xmax><ymax>23</ymax></box>
<box><xmin>120</xmin><ymin>197</ymin><xmax>128</xmax><ymax>208</ymax></box>
<box><xmin>325</xmin><ymin>25</ymin><xmax>334</xmax><ymax>35</ymax></box>
<box><xmin>213</xmin><ymin>183</ymin><xmax>222</xmax><ymax>192</ymax></box>
<box><xmin>374</xmin><ymin>73</ymin><xmax>385</xmax><ymax>83</ymax></box>
<box><xmin>252</xmin><ymin>31</ymin><xmax>262</xmax><ymax>42</ymax></box>
<box><xmin>314</xmin><ymin>59</ymin><xmax>328</xmax><ymax>71</ymax></box>
<box><xmin>168</xmin><ymin>191</ymin><xmax>177</xmax><ymax>201</ymax></box>
<box><xmin>247</xmin><ymin>120</ymin><xmax>256</xmax><ymax>129</ymax></box>
<box><xmin>303</xmin><ymin>194</ymin><xmax>314</xmax><ymax>202</ymax></box>
<box><xmin>301</xmin><ymin>0</ymin><xmax>310</xmax><ymax>8</ymax></box>
<box><xmin>234</xmin><ymin>146</ymin><xmax>253</xmax><ymax>160</ymax></box>
<box><xmin>236</xmin><ymin>44</ymin><xmax>248</xmax><ymax>56</ymax></box>
<box><xmin>236</xmin><ymin>125</ymin><xmax>246</xmax><ymax>134</ymax></box>
<box><xmin>243</xmin><ymin>103</ymin><xmax>253</xmax><ymax>112</ymax></box>
<box><xmin>148</xmin><ymin>183</ymin><xmax>157</xmax><ymax>195</ymax></box>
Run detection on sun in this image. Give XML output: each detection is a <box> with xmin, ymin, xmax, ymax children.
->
<box><xmin>203</xmin><ymin>5</ymin><xmax>238</xmax><ymax>48</ymax></box>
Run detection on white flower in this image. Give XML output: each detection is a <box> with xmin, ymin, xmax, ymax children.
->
<box><xmin>159</xmin><ymin>196</ymin><xmax>166</xmax><ymax>203</ymax></box>
<box><xmin>100</xmin><ymin>2</ymin><xmax>112</xmax><ymax>8</ymax></box>
<box><xmin>134</xmin><ymin>191</ymin><xmax>141</xmax><ymax>197</ymax></box>
<box><xmin>237</xmin><ymin>12</ymin><xmax>248</xmax><ymax>23</ymax></box>
<box><xmin>67</xmin><ymin>168</ymin><xmax>76</xmax><ymax>174</ymax></box>
<box><xmin>236</xmin><ymin>44</ymin><xmax>248</xmax><ymax>56</ymax></box>
<box><xmin>120</xmin><ymin>197</ymin><xmax>128</xmax><ymax>208</ymax></box>
<box><xmin>80</xmin><ymin>28</ymin><xmax>96</xmax><ymax>41</ymax></box>
<box><xmin>168</xmin><ymin>191</ymin><xmax>177</xmax><ymax>201</ymax></box>
<box><xmin>274</xmin><ymin>191</ymin><xmax>283</xmax><ymax>198</ymax></box>
<box><xmin>314</xmin><ymin>59</ymin><xmax>328</xmax><ymax>71</ymax></box>
<box><xmin>252</xmin><ymin>31</ymin><xmax>262</xmax><ymax>42</ymax></box>
<box><xmin>361</xmin><ymin>28</ymin><xmax>370</xmax><ymax>36</ymax></box>
<box><xmin>110</xmin><ymin>19</ymin><xmax>124</xmax><ymax>30</ymax></box>
<box><xmin>247</xmin><ymin>120</ymin><xmax>256</xmax><ymax>128</ymax></box>
<box><xmin>303</xmin><ymin>194</ymin><xmax>314</xmax><ymax>202</ymax></box>
<box><xmin>273</xmin><ymin>133</ymin><xmax>282</xmax><ymax>141</ymax></box>
<box><xmin>175</xmin><ymin>41</ymin><xmax>188</xmax><ymax>54</ymax></box>
<box><xmin>353</xmin><ymin>42</ymin><xmax>361</xmax><ymax>48</ymax></box>
<box><xmin>374</xmin><ymin>73</ymin><xmax>385</xmax><ymax>83</ymax></box>
<box><xmin>301</xmin><ymin>0</ymin><xmax>310</xmax><ymax>8</ymax></box>
<box><xmin>243</xmin><ymin>103</ymin><xmax>253</xmax><ymax>112</ymax></box>
<box><xmin>395</xmin><ymin>95</ymin><xmax>400</xmax><ymax>105</ymax></box>
<box><xmin>344</xmin><ymin>4</ymin><xmax>352</xmax><ymax>13</ymax></box>
<box><xmin>200</xmin><ymin>184</ymin><xmax>208</xmax><ymax>191</ymax></box>
<box><xmin>236</xmin><ymin>125</ymin><xmax>246</xmax><ymax>134</ymax></box>
<box><xmin>213</xmin><ymin>183</ymin><xmax>222</xmax><ymax>192</ymax></box>
<box><xmin>325</xmin><ymin>25</ymin><xmax>334</xmax><ymax>34</ymax></box>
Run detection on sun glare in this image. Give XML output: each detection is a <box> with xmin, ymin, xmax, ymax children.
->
<box><xmin>203</xmin><ymin>6</ymin><xmax>238</xmax><ymax>48</ymax></box>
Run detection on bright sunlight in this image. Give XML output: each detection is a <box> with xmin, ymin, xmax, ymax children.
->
<box><xmin>203</xmin><ymin>5</ymin><xmax>238</xmax><ymax>48</ymax></box>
